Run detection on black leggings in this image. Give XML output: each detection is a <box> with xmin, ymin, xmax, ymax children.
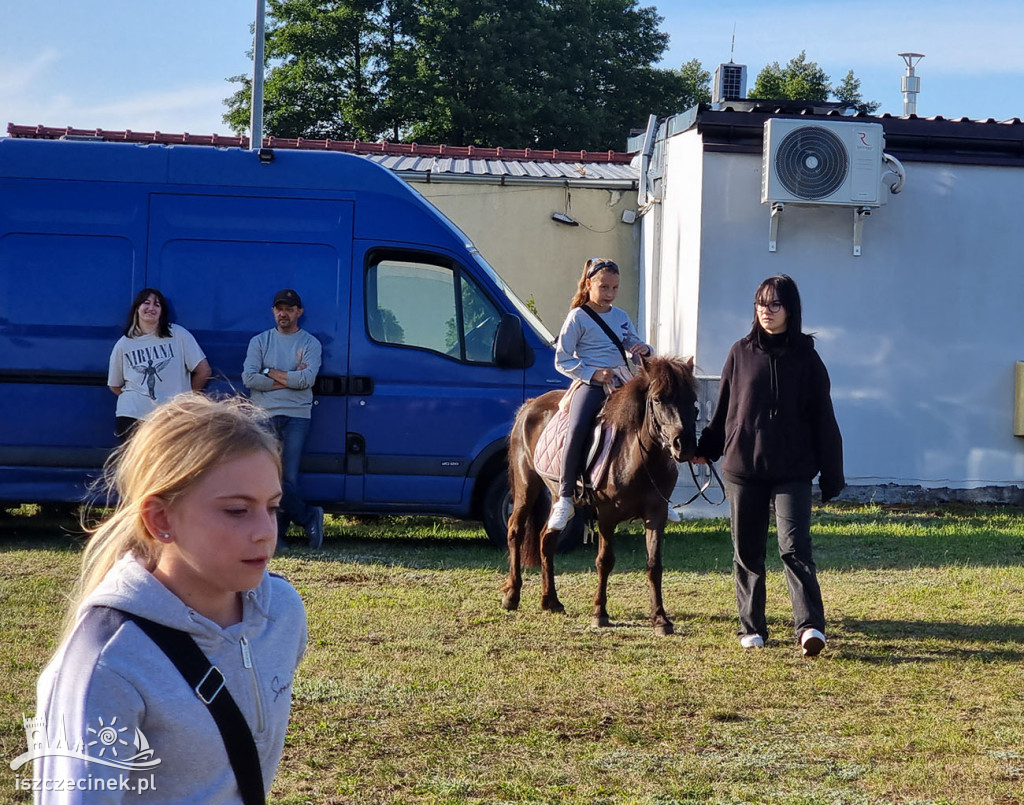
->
<box><xmin>558</xmin><ymin>383</ymin><xmax>606</xmax><ymax>499</ymax></box>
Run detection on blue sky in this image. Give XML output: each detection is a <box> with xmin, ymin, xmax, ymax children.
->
<box><xmin>2</xmin><ymin>1</ymin><xmax>1022</xmax><ymax>144</ymax></box>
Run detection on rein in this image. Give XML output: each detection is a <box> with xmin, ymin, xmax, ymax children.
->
<box><xmin>683</xmin><ymin>459</ymin><xmax>726</xmax><ymax>506</ymax></box>
<box><xmin>636</xmin><ymin>393</ymin><xmax>726</xmax><ymax>510</ymax></box>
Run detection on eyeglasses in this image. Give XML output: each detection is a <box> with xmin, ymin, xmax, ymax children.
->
<box><xmin>756</xmin><ymin>300</ymin><xmax>784</xmax><ymax>313</ymax></box>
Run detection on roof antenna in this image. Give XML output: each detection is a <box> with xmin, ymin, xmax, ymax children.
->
<box><xmin>712</xmin><ymin>27</ymin><xmax>747</xmax><ymax>106</ymax></box>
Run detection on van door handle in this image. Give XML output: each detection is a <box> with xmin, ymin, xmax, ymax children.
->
<box><xmin>313</xmin><ymin>375</ymin><xmax>347</xmax><ymax>396</ymax></box>
<box><xmin>349</xmin><ymin>376</ymin><xmax>374</xmax><ymax>395</ymax></box>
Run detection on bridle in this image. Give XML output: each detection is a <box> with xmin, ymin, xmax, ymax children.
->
<box><xmin>641</xmin><ymin>376</ymin><xmax>692</xmax><ymax>452</ymax></box>
<box><xmin>644</xmin><ymin>394</ymin><xmax>670</xmax><ymax>450</ymax></box>
<box><xmin>636</xmin><ymin>379</ymin><xmax>724</xmax><ymax>508</ymax></box>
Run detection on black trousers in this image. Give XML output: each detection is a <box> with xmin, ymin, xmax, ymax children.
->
<box><xmin>114</xmin><ymin>416</ymin><xmax>139</xmax><ymax>444</ymax></box>
<box><xmin>725</xmin><ymin>476</ymin><xmax>825</xmax><ymax>640</ymax></box>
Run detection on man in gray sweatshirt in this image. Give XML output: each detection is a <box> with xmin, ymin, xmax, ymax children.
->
<box><xmin>243</xmin><ymin>289</ymin><xmax>324</xmax><ymax>548</ymax></box>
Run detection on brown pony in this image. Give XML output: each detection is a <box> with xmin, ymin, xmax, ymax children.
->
<box><xmin>501</xmin><ymin>356</ymin><xmax>699</xmax><ymax>635</ymax></box>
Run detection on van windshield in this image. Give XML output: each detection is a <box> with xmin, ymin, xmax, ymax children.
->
<box><xmin>472</xmin><ymin>254</ymin><xmax>555</xmax><ymax>345</ymax></box>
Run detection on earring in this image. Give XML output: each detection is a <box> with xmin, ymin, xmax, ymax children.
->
<box><xmin>158</xmin><ymin>533</ymin><xmax>171</xmax><ymax>542</ymax></box>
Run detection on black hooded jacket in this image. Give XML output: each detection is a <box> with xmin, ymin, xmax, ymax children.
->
<box><xmin>696</xmin><ymin>329</ymin><xmax>845</xmax><ymax>500</ymax></box>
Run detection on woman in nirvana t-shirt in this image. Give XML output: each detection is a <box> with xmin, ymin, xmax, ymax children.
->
<box><xmin>107</xmin><ymin>288</ymin><xmax>211</xmax><ymax>441</ymax></box>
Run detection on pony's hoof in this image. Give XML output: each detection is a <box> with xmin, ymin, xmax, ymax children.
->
<box><xmin>654</xmin><ymin>622</ymin><xmax>674</xmax><ymax>637</ymax></box>
<box><xmin>542</xmin><ymin>600</ymin><xmax>565</xmax><ymax>614</ymax></box>
<box><xmin>501</xmin><ymin>594</ymin><xmax>519</xmax><ymax>611</ymax></box>
<box><xmin>591</xmin><ymin>615</ymin><xmax>611</xmax><ymax>628</ymax></box>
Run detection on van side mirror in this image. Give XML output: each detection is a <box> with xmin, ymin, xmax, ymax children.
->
<box><xmin>493</xmin><ymin>313</ymin><xmax>534</xmax><ymax>369</ymax></box>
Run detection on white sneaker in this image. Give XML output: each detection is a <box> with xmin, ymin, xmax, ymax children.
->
<box><xmin>546</xmin><ymin>497</ymin><xmax>575</xmax><ymax>530</ymax></box>
<box><xmin>666</xmin><ymin>505</ymin><xmax>681</xmax><ymax>522</ymax></box>
<box><xmin>801</xmin><ymin>628</ymin><xmax>826</xmax><ymax>657</ymax></box>
<box><xmin>739</xmin><ymin>634</ymin><xmax>765</xmax><ymax>649</ymax></box>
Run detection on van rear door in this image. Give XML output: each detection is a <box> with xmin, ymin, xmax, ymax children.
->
<box><xmin>146</xmin><ymin>193</ymin><xmax>353</xmax><ymax>504</ymax></box>
<box><xmin>0</xmin><ymin>175</ymin><xmax>144</xmax><ymax>500</ymax></box>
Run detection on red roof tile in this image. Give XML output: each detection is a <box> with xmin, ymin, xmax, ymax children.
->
<box><xmin>5</xmin><ymin>124</ymin><xmax>634</xmax><ymax>165</ymax></box>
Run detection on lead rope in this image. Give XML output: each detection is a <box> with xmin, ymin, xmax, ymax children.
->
<box><xmin>636</xmin><ymin>397</ymin><xmax>726</xmax><ymax>512</ymax></box>
<box><xmin>635</xmin><ymin>430</ymin><xmax>725</xmax><ymax>509</ymax></box>
<box><xmin>683</xmin><ymin>459</ymin><xmax>726</xmax><ymax>506</ymax></box>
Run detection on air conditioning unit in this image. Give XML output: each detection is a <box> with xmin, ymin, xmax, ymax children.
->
<box><xmin>762</xmin><ymin>119</ymin><xmax>886</xmax><ymax>207</ymax></box>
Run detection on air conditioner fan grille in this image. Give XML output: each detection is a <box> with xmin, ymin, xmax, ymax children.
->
<box><xmin>774</xmin><ymin>126</ymin><xmax>849</xmax><ymax>200</ymax></box>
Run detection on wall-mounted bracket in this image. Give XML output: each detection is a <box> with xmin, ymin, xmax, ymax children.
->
<box><xmin>852</xmin><ymin>206</ymin><xmax>871</xmax><ymax>256</ymax></box>
<box><xmin>768</xmin><ymin>202</ymin><xmax>784</xmax><ymax>252</ymax></box>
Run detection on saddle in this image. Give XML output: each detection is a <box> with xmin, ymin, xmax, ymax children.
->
<box><xmin>534</xmin><ymin>408</ymin><xmax>617</xmax><ymax>497</ymax></box>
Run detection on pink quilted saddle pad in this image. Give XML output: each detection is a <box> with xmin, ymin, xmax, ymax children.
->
<box><xmin>534</xmin><ymin>409</ymin><xmax>616</xmax><ymax>489</ymax></box>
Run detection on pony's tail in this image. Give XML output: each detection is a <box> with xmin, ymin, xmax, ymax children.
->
<box><xmin>507</xmin><ymin>403</ymin><xmax>546</xmax><ymax>569</ymax></box>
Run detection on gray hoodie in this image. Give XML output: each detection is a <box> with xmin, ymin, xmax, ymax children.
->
<box><xmin>30</xmin><ymin>554</ymin><xmax>307</xmax><ymax>804</ymax></box>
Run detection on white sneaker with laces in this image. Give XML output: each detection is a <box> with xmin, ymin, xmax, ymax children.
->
<box><xmin>739</xmin><ymin>634</ymin><xmax>765</xmax><ymax>649</ymax></box>
<box><xmin>801</xmin><ymin>628</ymin><xmax>826</xmax><ymax>657</ymax></box>
<box><xmin>666</xmin><ymin>505</ymin><xmax>681</xmax><ymax>522</ymax></box>
<box><xmin>546</xmin><ymin>497</ymin><xmax>575</xmax><ymax>530</ymax></box>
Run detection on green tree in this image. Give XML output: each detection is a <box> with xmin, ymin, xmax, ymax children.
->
<box><xmin>224</xmin><ymin>0</ymin><xmax>699</xmax><ymax>150</ymax></box>
<box><xmin>403</xmin><ymin>0</ymin><xmax>550</xmax><ymax>147</ymax></box>
<box><xmin>677</xmin><ymin>58</ymin><xmax>711</xmax><ymax>106</ymax></box>
<box><xmin>750</xmin><ymin>51</ymin><xmax>829</xmax><ymax>101</ymax></box>
<box><xmin>833</xmin><ymin>69</ymin><xmax>881</xmax><ymax>114</ymax></box>
<box><xmin>225</xmin><ymin>0</ymin><xmax>419</xmax><ymax>142</ymax></box>
<box><xmin>748</xmin><ymin>52</ymin><xmax>879</xmax><ymax>112</ymax></box>
<box><xmin>750</xmin><ymin>61</ymin><xmax>786</xmax><ymax>100</ymax></box>
<box><xmin>781</xmin><ymin>51</ymin><xmax>830</xmax><ymax>101</ymax></box>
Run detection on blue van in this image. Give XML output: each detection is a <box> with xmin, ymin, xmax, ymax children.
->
<box><xmin>0</xmin><ymin>137</ymin><xmax>577</xmax><ymax>546</ymax></box>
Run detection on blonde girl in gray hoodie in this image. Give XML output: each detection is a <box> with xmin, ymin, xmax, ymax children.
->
<box><xmin>30</xmin><ymin>395</ymin><xmax>307</xmax><ymax>804</ymax></box>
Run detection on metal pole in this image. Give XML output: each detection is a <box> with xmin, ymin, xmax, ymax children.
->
<box><xmin>250</xmin><ymin>0</ymin><xmax>266</xmax><ymax>150</ymax></box>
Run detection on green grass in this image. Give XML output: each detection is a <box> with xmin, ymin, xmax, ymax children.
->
<box><xmin>1</xmin><ymin>503</ymin><xmax>1024</xmax><ymax>804</ymax></box>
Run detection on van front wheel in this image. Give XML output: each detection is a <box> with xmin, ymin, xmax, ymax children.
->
<box><xmin>481</xmin><ymin>472</ymin><xmax>585</xmax><ymax>553</ymax></box>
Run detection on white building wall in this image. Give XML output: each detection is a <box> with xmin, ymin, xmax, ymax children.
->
<box><xmin>650</xmin><ymin>131</ymin><xmax>705</xmax><ymax>360</ymax></box>
<box><xmin>654</xmin><ymin>133</ymin><xmax>1024</xmax><ymax>490</ymax></box>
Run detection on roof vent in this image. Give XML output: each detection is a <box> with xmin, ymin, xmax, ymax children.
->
<box><xmin>899</xmin><ymin>53</ymin><xmax>925</xmax><ymax>116</ymax></box>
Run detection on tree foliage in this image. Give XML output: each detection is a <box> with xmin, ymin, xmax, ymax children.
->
<box><xmin>224</xmin><ymin>0</ymin><xmax>419</xmax><ymax>142</ymax></box>
<box><xmin>677</xmin><ymin>58</ymin><xmax>711</xmax><ymax>107</ymax></box>
<box><xmin>833</xmin><ymin>69</ymin><xmax>881</xmax><ymax>114</ymax></box>
<box><xmin>749</xmin><ymin>61</ymin><xmax>786</xmax><ymax>100</ymax></box>
<box><xmin>750</xmin><ymin>51</ymin><xmax>830</xmax><ymax>102</ymax></box>
<box><xmin>224</xmin><ymin>0</ymin><xmax>707</xmax><ymax>150</ymax></box>
<box><xmin>748</xmin><ymin>51</ymin><xmax>879</xmax><ymax>112</ymax></box>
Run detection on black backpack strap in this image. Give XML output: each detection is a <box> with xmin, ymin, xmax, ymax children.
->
<box><xmin>103</xmin><ymin>608</ymin><xmax>266</xmax><ymax>805</ymax></box>
<box><xmin>578</xmin><ymin>305</ymin><xmax>629</xmax><ymax>365</ymax></box>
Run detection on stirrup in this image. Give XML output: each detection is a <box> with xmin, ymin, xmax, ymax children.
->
<box><xmin>573</xmin><ymin>481</ymin><xmax>595</xmax><ymax>507</ymax></box>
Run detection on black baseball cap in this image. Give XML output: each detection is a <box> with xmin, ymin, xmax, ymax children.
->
<box><xmin>273</xmin><ymin>289</ymin><xmax>302</xmax><ymax>307</ymax></box>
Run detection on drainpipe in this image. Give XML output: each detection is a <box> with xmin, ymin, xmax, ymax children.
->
<box><xmin>637</xmin><ymin>114</ymin><xmax>658</xmax><ymax>208</ymax></box>
<box><xmin>636</xmin><ymin>115</ymin><xmax>662</xmax><ymax>349</ymax></box>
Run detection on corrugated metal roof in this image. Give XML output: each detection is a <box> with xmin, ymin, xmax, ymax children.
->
<box><xmin>361</xmin><ymin>152</ymin><xmax>635</xmax><ymax>184</ymax></box>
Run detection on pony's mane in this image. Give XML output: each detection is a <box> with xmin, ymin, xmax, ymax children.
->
<box><xmin>601</xmin><ymin>356</ymin><xmax>696</xmax><ymax>432</ymax></box>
